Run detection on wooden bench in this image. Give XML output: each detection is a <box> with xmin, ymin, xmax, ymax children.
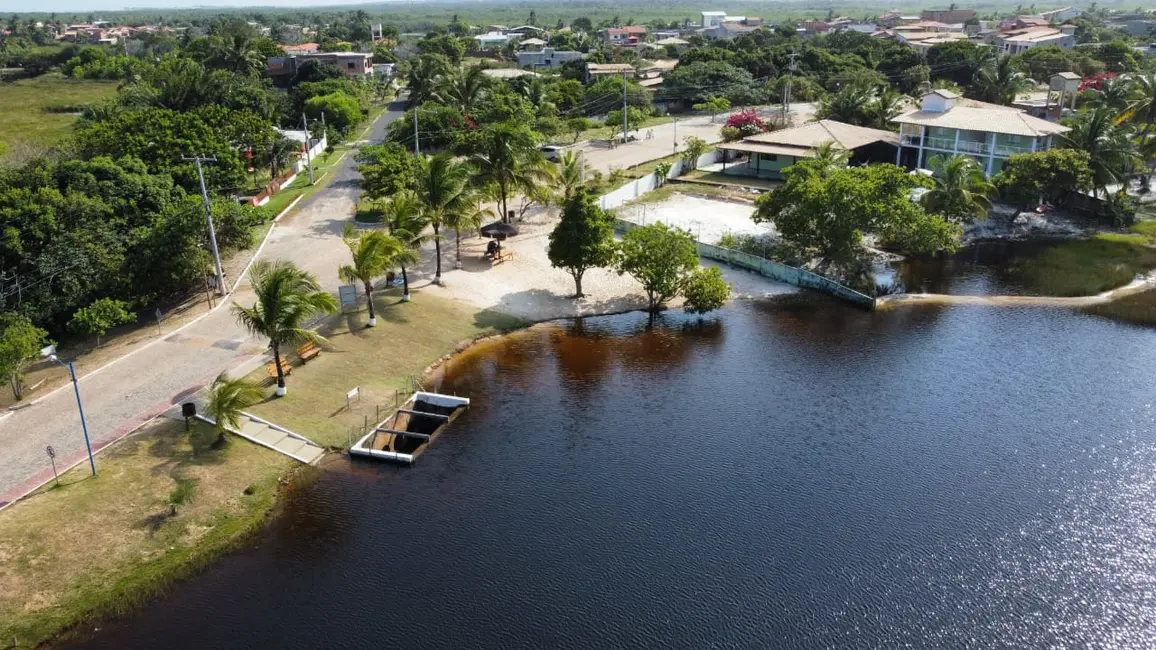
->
<box><xmin>493</xmin><ymin>250</ymin><xmax>515</xmax><ymax>265</ymax></box>
<box><xmin>266</xmin><ymin>359</ymin><xmax>292</xmax><ymax>381</ymax></box>
<box><xmin>297</xmin><ymin>341</ymin><xmax>321</xmax><ymax>363</ymax></box>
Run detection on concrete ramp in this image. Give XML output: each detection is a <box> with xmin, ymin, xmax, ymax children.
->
<box><xmin>196</xmin><ymin>412</ymin><xmax>325</xmax><ymax>464</ymax></box>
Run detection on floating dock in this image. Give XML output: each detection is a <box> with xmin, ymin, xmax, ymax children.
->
<box><xmin>349</xmin><ymin>391</ymin><xmax>470</xmax><ymax>464</ymax></box>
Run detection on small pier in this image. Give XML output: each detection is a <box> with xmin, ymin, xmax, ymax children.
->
<box><xmin>350</xmin><ymin>391</ymin><xmax>470</xmax><ymax>463</ymax></box>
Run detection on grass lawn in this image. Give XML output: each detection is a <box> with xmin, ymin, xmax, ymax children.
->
<box><xmin>0</xmin><ymin>75</ymin><xmax>118</xmax><ymax>149</ymax></box>
<box><xmin>245</xmin><ymin>288</ymin><xmax>524</xmax><ymax>448</ymax></box>
<box><xmin>0</xmin><ymin>419</ymin><xmax>293</xmax><ymax>647</ymax></box>
<box><xmin>580</xmin><ymin>115</ymin><xmax>677</xmax><ymax>143</ymax></box>
<box><xmin>1015</xmin><ymin>233</ymin><xmax>1156</xmax><ymax>297</ymax></box>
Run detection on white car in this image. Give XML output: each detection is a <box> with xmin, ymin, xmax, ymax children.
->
<box><xmin>539</xmin><ymin>145</ymin><xmax>565</xmax><ymax>161</ymax></box>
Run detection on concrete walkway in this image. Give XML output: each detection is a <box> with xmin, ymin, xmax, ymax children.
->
<box><xmin>196</xmin><ymin>412</ymin><xmax>325</xmax><ymax>464</ymax></box>
<box><xmin>0</xmin><ymin>100</ymin><xmax>408</xmax><ymax>508</ymax></box>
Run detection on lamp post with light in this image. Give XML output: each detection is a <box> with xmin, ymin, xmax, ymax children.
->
<box><xmin>41</xmin><ymin>345</ymin><xmax>96</xmax><ymax>476</ymax></box>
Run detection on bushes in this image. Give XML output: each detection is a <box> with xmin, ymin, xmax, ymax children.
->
<box><xmin>303</xmin><ymin>92</ymin><xmax>362</xmax><ymax>139</ymax></box>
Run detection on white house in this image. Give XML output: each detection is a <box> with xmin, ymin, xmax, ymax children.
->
<box><xmin>516</xmin><ymin>48</ymin><xmax>583</xmax><ymax>69</ymax></box>
<box><xmin>701</xmin><ymin>11</ymin><xmax>727</xmax><ymax>28</ymax></box>
<box><xmin>996</xmin><ymin>24</ymin><xmax>1076</xmax><ymax>54</ymax></box>
<box><xmin>893</xmin><ymin>90</ymin><xmax>1070</xmax><ymax>176</ymax></box>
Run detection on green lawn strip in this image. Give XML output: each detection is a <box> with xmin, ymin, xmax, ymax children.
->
<box><xmin>245</xmin><ymin>288</ymin><xmax>524</xmax><ymax>448</ymax></box>
<box><xmin>0</xmin><ymin>419</ymin><xmax>294</xmax><ymax>647</ymax></box>
<box><xmin>579</xmin><ymin>115</ymin><xmax>677</xmax><ymax>143</ymax></box>
<box><xmin>0</xmin><ymin>75</ymin><xmax>118</xmax><ymax>148</ymax></box>
<box><xmin>1017</xmin><ymin>233</ymin><xmax>1156</xmax><ymax>297</ymax></box>
<box><xmin>1128</xmin><ymin>218</ymin><xmax>1156</xmax><ymax>241</ymax></box>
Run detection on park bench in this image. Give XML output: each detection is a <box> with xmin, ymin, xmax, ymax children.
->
<box><xmin>493</xmin><ymin>250</ymin><xmax>515</xmax><ymax>265</ymax></box>
<box><xmin>266</xmin><ymin>359</ymin><xmax>292</xmax><ymax>382</ymax></box>
<box><xmin>297</xmin><ymin>341</ymin><xmax>321</xmax><ymax>363</ymax></box>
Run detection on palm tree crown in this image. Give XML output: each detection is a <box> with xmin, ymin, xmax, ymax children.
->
<box><xmin>1061</xmin><ymin>107</ymin><xmax>1137</xmax><ymax>196</ymax></box>
<box><xmin>338</xmin><ymin>225</ymin><xmax>414</xmax><ymax>325</ymax></box>
<box><xmin>206</xmin><ymin>374</ymin><xmax>264</xmax><ymax>444</ymax></box>
<box><xmin>437</xmin><ymin>65</ymin><xmax>491</xmax><ymax>115</ymax></box>
<box><xmin>232</xmin><ymin>260</ymin><xmax>338</xmax><ymax>394</ymax></box>
<box><xmin>382</xmin><ymin>190</ymin><xmax>431</xmax><ymax>300</ymax></box>
<box><xmin>921</xmin><ymin>154</ymin><xmax>995</xmax><ymax>223</ymax></box>
<box><xmin>415</xmin><ymin>154</ymin><xmax>471</xmax><ymax>284</ymax></box>
<box><xmin>971</xmin><ymin>56</ymin><xmax>1030</xmax><ymax>105</ymax></box>
<box><xmin>468</xmin><ymin>122</ymin><xmax>554</xmax><ymax>223</ymax></box>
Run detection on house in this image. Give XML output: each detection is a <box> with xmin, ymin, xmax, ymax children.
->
<box><xmin>996</xmin><ymin>24</ymin><xmax>1076</xmax><ymax>54</ymax></box>
<box><xmin>893</xmin><ymin>90</ymin><xmax>1069</xmax><ymax>176</ymax></box>
<box><xmin>715</xmin><ymin>119</ymin><xmax>899</xmax><ymax>179</ymax></box>
<box><xmin>706</xmin><ymin>18</ymin><xmax>763</xmax><ymax>40</ymax></box>
<box><xmin>1014</xmin><ymin>16</ymin><xmax>1051</xmax><ymax>28</ymax></box>
<box><xmin>507</xmin><ymin>25</ymin><xmax>546</xmax><ymax>36</ymax></box>
<box><xmin>653</xmin><ymin>36</ymin><xmax>690</xmax><ymax>53</ymax></box>
<box><xmin>518</xmin><ymin>37</ymin><xmax>547</xmax><ymax>50</ymax></box>
<box><xmin>701</xmin><ymin>11</ymin><xmax>727</xmax><ymax>28</ymax></box>
<box><xmin>799</xmin><ymin>20</ymin><xmax>830</xmax><ymax>34</ymax></box>
<box><xmin>516</xmin><ymin>48</ymin><xmax>583</xmax><ymax>69</ymax></box>
<box><xmin>282</xmin><ymin>43</ymin><xmax>320</xmax><ymax>54</ymax></box>
<box><xmin>585</xmin><ymin>62</ymin><xmax>635</xmax><ymax>82</ymax></box>
<box><xmin>267</xmin><ymin>52</ymin><xmax>374</xmax><ymax>78</ymax></box>
<box><xmin>482</xmin><ymin>68</ymin><xmax>541</xmax><ymax>80</ymax></box>
<box><xmin>1037</xmin><ymin>7</ymin><xmax>1081</xmax><ymax>22</ymax></box>
<box><xmin>920</xmin><ymin>8</ymin><xmax>976</xmax><ymax>24</ymax></box>
<box><xmin>603</xmin><ymin>25</ymin><xmax>647</xmax><ymax>45</ymax></box>
<box><xmin>879</xmin><ymin>11</ymin><xmax>921</xmax><ymax>27</ymax></box>
<box><xmin>474</xmin><ymin>32</ymin><xmax>510</xmax><ymax>48</ymax></box>
<box><xmin>890</xmin><ymin>29</ymin><xmax>970</xmax><ymax>53</ymax></box>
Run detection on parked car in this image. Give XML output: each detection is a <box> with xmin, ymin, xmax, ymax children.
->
<box><xmin>539</xmin><ymin>145</ymin><xmax>565</xmax><ymax>161</ymax></box>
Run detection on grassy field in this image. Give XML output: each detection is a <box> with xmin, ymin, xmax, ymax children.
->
<box><xmin>0</xmin><ymin>418</ymin><xmax>294</xmax><ymax>648</ymax></box>
<box><xmin>0</xmin><ymin>75</ymin><xmax>118</xmax><ymax>150</ymax></box>
<box><xmin>245</xmin><ymin>288</ymin><xmax>524</xmax><ymax>448</ymax></box>
<box><xmin>1016</xmin><ymin>232</ymin><xmax>1156</xmax><ymax>297</ymax></box>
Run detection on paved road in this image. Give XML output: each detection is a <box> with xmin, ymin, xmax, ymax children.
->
<box><xmin>0</xmin><ymin>100</ymin><xmax>407</xmax><ymax>506</ymax></box>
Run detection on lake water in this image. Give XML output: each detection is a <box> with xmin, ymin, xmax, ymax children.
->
<box><xmin>881</xmin><ymin>240</ymin><xmax>1066</xmax><ymax>296</ymax></box>
<box><xmin>61</xmin><ymin>296</ymin><xmax>1156</xmax><ymax>649</ymax></box>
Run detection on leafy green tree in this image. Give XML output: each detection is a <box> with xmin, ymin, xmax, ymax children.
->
<box><xmin>565</xmin><ymin>117</ymin><xmax>593</xmax><ymax>143</ymax></box>
<box><xmin>572</xmin><ymin>17</ymin><xmax>594</xmax><ymax>33</ymax></box>
<box><xmin>356</xmin><ymin>142</ymin><xmax>421</xmax><ymax>200</ymax></box>
<box><xmin>414</xmin><ymin>153</ymin><xmax>471</xmax><ymax>284</ymax></box>
<box><xmin>548</xmin><ymin>193</ymin><xmax>616</xmax><ymax>297</ymax></box>
<box><xmin>0</xmin><ymin>313</ymin><xmax>48</xmax><ymax>400</ymax></box>
<box><xmin>994</xmin><ymin>149</ymin><xmax>1094</xmax><ymax>209</ymax></box>
<box><xmin>754</xmin><ymin>160</ymin><xmax>958</xmax><ymax>261</ymax></box>
<box><xmin>467</xmin><ymin>122</ymin><xmax>553</xmax><ymax>223</ymax></box>
<box><xmin>693</xmin><ymin>96</ymin><xmax>732</xmax><ymax>122</ymax></box>
<box><xmin>70</xmin><ymin>298</ymin><xmax>134</xmax><ymax>346</ymax></box>
<box><xmin>232</xmin><ymin>260</ymin><xmax>338</xmax><ymax>395</ymax></box>
<box><xmin>661</xmin><ymin>60</ymin><xmax>768</xmax><ymax>105</ymax></box>
<box><xmin>304</xmin><ymin>92</ymin><xmax>362</xmax><ymax>139</ymax></box>
<box><xmin>682</xmin><ymin>266</ymin><xmax>730</xmax><ymax>315</ymax></box>
<box><xmin>418</xmin><ymin>34</ymin><xmax>467</xmax><ymax>64</ymax></box>
<box><xmin>681</xmin><ymin>136</ymin><xmax>707</xmax><ymax>170</ymax></box>
<box><xmin>605</xmin><ymin>107</ymin><xmax>646</xmax><ymax>141</ymax></box>
<box><xmin>922</xmin><ymin>154</ymin><xmax>996</xmax><ymax>222</ymax></box>
<box><xmin>615</xmin><ymin>222</ymin><xmax>700</xmax><ymax>313</ymax></box>
<box><xmin>339</xmin><ymin>224</ymin><xmax>414</xmax><ymax>326</ymax></box>
<box><xmin>926</xmin><ymin>40</ymin><xmax>985</xmax><ymax>87</ymax></box>
<box><xmin>205</xmin><ymin>374</ymin><xmax>264</xmax><ymax>445</ymax></box>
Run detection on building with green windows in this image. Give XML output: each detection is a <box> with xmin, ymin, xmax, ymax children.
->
<box><xmin>893</xmin><ymin>90</ymin><xmax>1069</xmax><ymax>176</ymax></box>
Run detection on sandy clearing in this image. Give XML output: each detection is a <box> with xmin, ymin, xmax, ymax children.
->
<box><xmin>616</xmin><ymin>194</ymin><xmax>771</xmax><ymax>245</ymax></box>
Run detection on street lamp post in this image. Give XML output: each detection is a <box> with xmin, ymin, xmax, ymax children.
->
<box><xmin>41</xmin><ymin>345</ymin><xmax>96</xmax><ymax>476</ymax></box>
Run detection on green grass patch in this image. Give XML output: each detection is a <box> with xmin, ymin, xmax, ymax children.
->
<box><xmin>1084</xmin><ymin>288</ymin><xmax>1156</xmax><ymax>326</ymax></box>
<box><xmin>245</xmin><ymin>288</ymin><xmax>525</xmax><ymax>448</ymax></box>
<box><xmin>0</xmin><ymin>75</ymin><xmax>118</xmax><ymax>149</ymax></box>
<box><xmin>1014</xmin><ymin>234</ymin><xmax>1156</xmax><ymax>297</ymax></box>
<box><xmin>0</xmin><ymin>419</ymin><xmax>294</xmax><ymax>647</ymax></box>
<box><xmin>580</xmin><ymin>115</ymin><xmax>677</xmax><ymax>143</ymax></box>
<box><xmin>1129</xmin><ymin>218</ymin><xmax>1156</xmax><ymax>242</ymax></box>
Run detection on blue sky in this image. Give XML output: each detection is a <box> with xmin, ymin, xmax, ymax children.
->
<box><xmin>0</xmin><ymin>0</ymin><xmax>381</xmax><ymax>12</ymax></box>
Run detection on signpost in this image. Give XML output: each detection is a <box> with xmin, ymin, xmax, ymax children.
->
<box><xmin>46</xmin><ymin>445</ymin><xmax>58</xmax><ymax>486</ymax></box>
<box><xmin>338</xmin><ymin>284</ymin><xmax>358</xmax><ymax>312</ymax></box>
<box><xmin>346</xmin><ymin>386</ymin><xmax>360</xmax><ymax>410</ymax></box>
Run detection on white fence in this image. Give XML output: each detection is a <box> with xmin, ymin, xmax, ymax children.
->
<box><xmin>598</xmin><ymin>149</ymin><xmax>723</xmax><ymax>210</ymax></box>
<box><xmin>293</xmin><ymin>134</ymin><xmax>328</xmax><ymax>174</ymax></box>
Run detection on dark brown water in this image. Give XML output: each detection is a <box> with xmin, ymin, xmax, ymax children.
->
<box><xmin>883</xmin><ymin>240</ymin><xmax>1069</xmax><ymax>296</ymax></box>
<box><xmin>61</xmin><ymin>297</ymin><xmax>1156</xmax><ymax>649</ymax></box>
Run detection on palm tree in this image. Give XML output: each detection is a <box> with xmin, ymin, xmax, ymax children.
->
<box><xmin>1061</xmin><ymin>107</ymin><xmax>1138</xmax><ymax>197</ymax></box>
<box><xmin>446</xmin><ymin>191</ymin><xmax>493</xmax><ymax>270</ymax></box>
<box><xmin>437</xmin><ymin>65</ymin><xmax>491</xmax><ymax>115</ymax></box>
<box><xmin>414</xmin><ymin>154</ymin><xmax>471</xmax><ymax>284</ymax></box>
<box><xmin>380</xmin><ymin>190</ymin><xmax>431</xmax><ymax>302</ymax></box>
<box><xmin>338</xmin><ymin>224</ymin><xmax>413</xmax><ymax>326</ymax></box>
<box><xmin>1088</xmin><ymin>75</ymin><xmax>1138</xmax><ymax>114</ymax></box>
<box><xmin>557</xmin><ymin>150</ymin><xmax>588</xmax><ymax>198</ymax></box>
<box><xmin>468</xmin><ymin>122</ymin><xmax>553</xmax><ymax>223</ymax></box>
<box><xmin>811</xmin><ymin>141</ymin><xmax>851</xmax><ymax>174</ymax></box>
<box><xmin>921</xmin><ymin>154</ymin><xmax>996</xmax><ymax>222</ymax></box>
<box><xmin>406</xmin><ymin>54</ymin><xmax>448</xmax><ymax>106</ymax></box>
<box><xmin>205</xmin><ymin>374</ymin><xmax>264</xmax><ymax>445</ymax></box>
<box><xmin>232</xmin><ymin>260</ymin><xmax>338</xmax><ymax>396</ymax></box>
<box><xmin>816</xmin><ymin>84</ymin><xmax>874</xmax><ymax>126</ymax></box>
<box><xmin>971</xmin><ymin>56</ymin><xmax>1030</xmax><ymax>105</ymax></box>
<box><xmin>222</xmin><ymin>31</ymin><xmax>263</xmax><ymax>75</ymax></box>
<box><xmin>268</xmin><ymin>135</ymin><xmax>298</xmax><ymax>182</ymax></box>
<box><xmin>865</xmin><ymin>87</ymin><xmax>906</xmax><ymax>130</ymax></box>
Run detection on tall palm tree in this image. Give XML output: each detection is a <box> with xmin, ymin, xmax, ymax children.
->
<box><xmin>1061</xmin><ymin>107</ymin><xmax>1138</xmax><ymax>197</ymax></box>
<box><xmin>381</xmin><ymin>190</ymin><xmax>431</xmax><ymax>302</ymax></box>
<box><xmin>437</xmin><ymin>65</ymin><xmax>491</xmax><ymax>115</ymax></box>
<box><xmin>446</xmin><ymin>189</ymin><xmax>494</xmax><ymax>269</ymax></box>
<box><xmin>205</xmin><ymin>374</ymin><xmax>263</xmax><ymax>445</ymax></box>
<box><xmin>222</xmin><ymin>31</ymin><xmax>263</xmax><ymax>75</ymax></box>
<box><xmin>414</xmin><ymin>153</ymin><xmax>471</xmax><ymax>284</ymax></box>
<box><xmin>406</xmin><ymin>54</ymin><xmax>448</xmax><ymax>106</ymax></box>
<box><xmin>921</xmin><ymin>154</ymin><xmax>996</xmax><ymax>222</ymax></box>
<box><xmin>338</xmin><ymin>224</ymin><xmax>414</xmax><ymax>326</ymax></box>
<box><xmin>1088</xmin><ymin>75</ymin><xmax>1138</xmax><ymax>114</ymax></box>
<box><xmin>865</xmin><ymin>87</ymin><xmax>906</xmax><ymax>130</ymax></box>
<box><xmin>971</xmin><ymin>56</ymin><xmax>1030</xmax><ymax>105</ymax></box>
<box><xmin>816</xmin><ymin>84</ymin><xmax>874</xmax><ymax>126</ymax></box>
<box><xmin>468</xmin><ymin>122</ymin><xmax>553</xmax><ymax>223</ymax></box>
<box><xmin>232</xmin><ymin>260</ymin><xmax>338</xmax><ymax>396</ymax></box>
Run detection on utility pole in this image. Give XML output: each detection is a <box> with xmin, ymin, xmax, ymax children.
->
<box><xmin>782</xmin><ymin>50</ymin><xmax>798</xmax><ymax>124</ymax></box>
<box><xmin>183</xmin><ymin>155</ymin><xmax>226</xmax><ymax>295</ymax></box>
<box><xmin>413</xmin><ymin>108</ymin><xmax>420</xmax><ymax>155</ymax></box>
<box><xmin>301</xmin><ymin>114</ymin><xmax>316</xmax><ymax>185</ymax></box>
<box><xmin>621</xmin><ymin>69</ymin><xmax>630</xmax><ymax>144</ymax></box>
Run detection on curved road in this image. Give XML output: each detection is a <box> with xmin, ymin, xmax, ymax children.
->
<box><xmin>0</xmin><ymin>100</ymin><xmax>407</xmax><ymax>506</ymax></box>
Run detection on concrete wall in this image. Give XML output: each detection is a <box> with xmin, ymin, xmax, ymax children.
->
<box><xmin>598</xmin><ymin>149</ymin><xmax>723</xmax><ymax>210</ymax></box>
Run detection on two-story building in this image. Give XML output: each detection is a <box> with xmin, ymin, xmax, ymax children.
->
<box><xmin>996</xmin><ymin>24</ymin><xmax>1076</xmax><ymax>54</ymax></box>
<box><xmin>267</xmin><ymin>52</ymin><xmax>374</xmax><ymax>79</ymax></box>
<box><xmin>893</xmin><ymin>90</ymin><xmax>1069</xmax><ymax>176</ymax></box>
<box><xmin>602</xmin><ymin>26</ymin><xmax>647</xmax><ymax>45</ymax></box>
